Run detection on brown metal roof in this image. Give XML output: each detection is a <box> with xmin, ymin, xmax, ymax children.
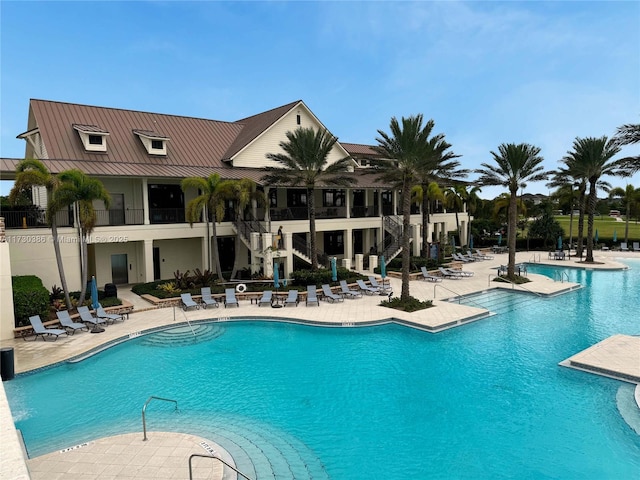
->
<box><xmin>72</xmin><ymin>123</ymin><xmax>109</xmax><ymax>134</ymax></box>
<box><xmin>341</xmin><ymin>142</ymin><xmax>381</xmax><ymax>157</ymax></box>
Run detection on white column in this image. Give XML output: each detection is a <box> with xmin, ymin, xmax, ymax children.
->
<box><xmin>142</xmin><ymin>178</ymin><xmax>150</xmax><ymax>225</ymax></box>
<box><xmin>345</xmin><ymin>188</ymin><xmax>351</xmax><ymax>219</ymax></box>
<box><xmin>369</xmin><ymin>254</ymin><xmax>378</xmax><ymax>273</ymax></box>
<box><xmin>344</xmin><ymin>228</ymin><xmax>352</xmax><ymax>262</ymax></box>
<box><xmin>354</xmin><ymin>253</ymin><xmax>364</xmax><ymax>271</ymax></box>
<box><xmin>412</xmin><ymin>223</ymin><xmax>420</xmax><ymax>256</ymax></box>
<box><xmin>143</xmin><ymin>239</ymin><xmax>154</xmax><ymax>283</ymax></box>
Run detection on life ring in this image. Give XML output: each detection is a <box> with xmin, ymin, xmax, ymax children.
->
<box><xmin>235</xmin><ymin>283</ymin><xmax>247</xmax><ymax>293</ymax></box>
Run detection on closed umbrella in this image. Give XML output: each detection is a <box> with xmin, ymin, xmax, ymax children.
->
<box><xmin>379</xmin><ymin>255</ymin><xmax>387</xmax><ymax>291</ymax></box>
<box><xmin>469</xmin><ymin>234</ymin><xmax>474</xmax><ymax>250</ymax></box>
<box><xmin>451</xmin><ymin>235</ymin><xmax>456</xmax><ymax>252</ymax></box>
<box><xmin>594</xmin><ymin>229</ymin><xmax>599</xmax><ymax>244</ymax></box>
<box><xmin>273</xmin><ymin>262</ymin><xmax>280</xmax><ymax>289</ymax></box>
<box><xmin>331</xmin><ymin>257</ymin><xmax>338</xmax><ymax>282</ymax></box>
<box><xmin>557</xmin><ymin>235</ymin><xmax>563</xmax><ymax>251</ymax></box>
<box><xmin>91</xmin><ymin>276</ymin><xmax>100</xmax><ymax>310</ymax></box>
<box><xmin>613</xmin><ymin>229</ymin><xmax>617</xmax><ymax>243</ymax></box>
<box><xmin>497</xmin><ymin>233</ymin><xmax>502</xmax><ymax>246</ymax></box>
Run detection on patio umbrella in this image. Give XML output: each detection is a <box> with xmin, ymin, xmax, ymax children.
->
<box><xmin>557</xmin><ymin>235</ymin><xmax>563</xmax><ymax>251</ymax></box>
<box><xmin>273</xmin><ymin>262</ymin><xmax>280</xmax><ymax>289</ymax></box>
<box><xmin>497</xmin><ymin>233</ymin><xmax>502</xmax><ymax>246</ymax></box>
<box><xmin>451</xmin><ymin>235</ymin><xmax>456</xmax><ymax>251</ymax></box>
<box><xmin>613</xmin><ymin>229</ymin><xmax>617</xmax><ymax>243</ymax></box>
<box><xmin>469</xmin><ymin>234</ymin><xmax>474</xmax><ymax>250</ymax></box>
<box><xmin>594</xmin><ymin>229</ymin><xmax>599</xmax><ymax>244</ymax></box>
<box><xmin>331</xmin><ymin>257</ymin><xmax>338</xmax><ymax>282</ymax></box>
<box><xmin>379</xmin><ymin>255</ymin><xmax>387</xmax><ymax>290</ymax></box>
<box><xmin>91</xmin><ymin>276</ymin><xmax>100</xmax><ymax>310</ymax></box>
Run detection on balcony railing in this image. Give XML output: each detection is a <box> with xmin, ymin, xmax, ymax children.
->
<box><xmin>269</xmin><ymin>206</ymin><xmax>348</xmax><ymax>221</ymax></box>
<box><xmin>94</xmin><ymin>209</ymin><xmax>144</xmax><ymax>226</ymax></box>
<box><xmin>3</xmin><ymin>208</ymin><xmax>73</xmax><ymax>228</ymax></box>
<box><xmin>149</xmin><ymin>208</ymin><xmax>185</xmax><ymax>224</ymax></box>
<box><xmin>350</xmin><ymin>206</ymin><xmax>379</xmax><ymax>218</ymax></box>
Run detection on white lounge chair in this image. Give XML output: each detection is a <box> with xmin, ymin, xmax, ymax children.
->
<box><xmin>339</xmin><ymin>280</ymin><xmax>362</xmax><ymax>298</ymax></box>
<box><xmin>620</xmin><ymin>242</ymin><xmax>629</xmax><ymax>252</ymax></box>
<box><xmin>29</xmin><ymin>315</ymin><xmax>68</xmax><ymax>341</ymax></box>
<box><xmin>306</xmin><ymin>286</ymin><xmax>319</xmax><ymax>306</ymax></box>
<box><xmin>285</xmin><ymin>289</ymin><xmax>299</xmax><ymax>307</ymax></box>
<box><xmin>438</xmin><ymin>267</ymin><xmax>462</xmax><ymax>279</ymax></box>
<box><xmin>368</xmin><ymin>276</ymin><xmax>391</xmax><ymax>292</ymax></box>
<box><xmin>446</xmin><ymin>267</ymin><xmax>473</xmax><ymax>277</ymax></box>
<box><xmin>181</xmin><ymin>293</ymin><xmax>199</xmax><ymax>311</ymax></box>
<box><xmin>633</xmin><ymin>242</ymin><xmax>640</xmax><ymax>252</ymax></box>
<box><xmin>322</xmin><ymin>284</ymin><xmax>343</xmax><ymax>303</ymax></box>
<box><xmin>224</xmin><ymin>288</ymin><xmax>239</xmax><ymax>308</ymax></box>
<box><xmin>258</xmin><ymin>290</ymin><xmax>273</xmax><ymax>307</ymax></box>
<box><xmin>420</xmin><ymin>266</ymin><xmax>442</xmax><ymax>282</ymax></box>
<box><xmin>56</xmin><ymin>310</ymin><xmax>89</xmax><ymax>334</ymax></box>
<box><xmin>356</xmin><ymin>279</ymin><xmax>379</xmax><ymax>295</ymax></box>
<box><xmin>200</xmin><ymin>287</ymin><xmax>219</xmax><ymax>309</ymax></box>
<box><xmin>96</xmin><ymin>304</ymin><xmax>125</xmax><ymax>323</ymax></box>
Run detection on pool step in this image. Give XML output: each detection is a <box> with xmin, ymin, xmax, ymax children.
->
<box><xmin>456</xmin><ymin>289</ymin><xmax>543</xmax><ymax>315</ymax></box>
<box><xmin>140</xmin><ymin>324</ymin><xmax>225</xmax><ymax>347</ymax></box>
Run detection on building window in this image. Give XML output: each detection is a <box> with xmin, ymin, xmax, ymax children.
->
<box><xmin>287</xmin><ymin>189</ymin><xmax>307</xmax><ymax>207</ymax></box>
<box><xmin>296</xmin><ymin>114</ymin><xmax>301</xmax><ymax>125</ymax></box>
<box><xmin>323</xmin><ymin>189</ymin><xmax>345</xmax><ymax>207</ymax></box>
<box><xmin>88</xmin><ymin>135</ymin><xmax>103</xmax><ymax>145</ymax></box>
<box><xmin>269</xmin><ymin>190</ymin><xmax>278</xmax><ymax>207</ymax></box>
<box><xmin>73</xmin><ymin>124</ymin><xmax>109</xmax><ymax>152</ymax></box>
<box><xmin>133</xmin><ymin>129</ymin><xmax>169</xmax><ymax>156</ymax></box>
<box><xmin>324</xmin><ymin>231</ymin><xmax>344</xmax><ymax>255</ymax></box>
<box><xmin>151</xmin><ymin>139</ymin><xmax>164</xmax><ymax>150</ymax></box>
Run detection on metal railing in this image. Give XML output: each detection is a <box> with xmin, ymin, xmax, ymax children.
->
<box><xmin>350</xmin><ymin>205</ymin><xmax>379</xmax><ymax>218</ymax></box>
<box><xmin>141</xmin><ymin>396</ymin><xmax>178</xmax><ymax>441</ymax></box>
<box><xmin>488</xmin><ymin>273</ymin><xmax>543</xmax><ymax>296</ymax></box>
<box><xmin>433</xmin><ymin>283</ymin><xmax>486</xmax><ymax>309</ymax></box>
<box><xmin>554</xmin><ymin>271</ymin><xmax>570</xmax><ymax>283</ymax></box>
<box><xmin>188</xmin><ymin>453</ymin><xmax>253</xmax><ymax>480</ymax></box>
<box><xmin>292</xmin><ymin>235</ymin><xmax>329</xmax><ymax>267</ymax></box>
<box><xmin>149</xmin><ymin>208</ymin><xmax>185</xmax><ymax>224</ymax></box>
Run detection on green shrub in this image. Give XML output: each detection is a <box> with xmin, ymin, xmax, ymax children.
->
<box><xmin>12</xmin><ymin>275</ymin><xmax>50</xmax><ymax>327</ymax></box>
<box><xmin>380</xmin><ymin>295</ymin><xmax>433</xmax><ymax>313</ymax></box>
<box><xmin>290</xmin><ymin>266</ymin><xmax>366</xmax><ymax>287</ymax></box>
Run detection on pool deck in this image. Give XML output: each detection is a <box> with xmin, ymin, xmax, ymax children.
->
<box><xmin>1</xmin><ymin>250</ymin><xmax>638</xmax><ymax>479</ymax></box>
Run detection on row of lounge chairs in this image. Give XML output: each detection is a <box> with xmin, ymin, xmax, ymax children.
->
<box><xmin>452</xmin><ymin>250</ymin><xmax>494</xmax><ymax>263</ymax></box>
<box><xmin>619</xmin><ymin>242</ymin><xmax>640</xmax><ymax>252</ymax></box>
<box><xmin>27</xmin><ymin>304</ymin><xmax>126</xmax><ymax>341</ymax></box>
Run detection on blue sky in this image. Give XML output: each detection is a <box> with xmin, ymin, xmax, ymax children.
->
<box><xmin>1</xmin><ymin>1</ymin><xmax>638</xmax><ymax>199</ymax></box>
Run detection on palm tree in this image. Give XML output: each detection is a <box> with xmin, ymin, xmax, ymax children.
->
<box><xmin>443</xmin><ymin>185</ymin><xmax>466</xmax><ymax>242</ymax></box>
<box><xmin>563</xmin><ymin>137</ymin><xmax>620</xmax><ymax>262</ymax></box>
<box><xmin>411</xmin><ymin>181</ymin><xmax>445</xmax><ymax>255</ymax></box>
<box><xmin>476</xmin><ymin>143</ymin><xmax>546</xmax><ymax>279</ymax></box>
<box><xmin>9</xmin><ymin>159</ymin><xmax>72</xmax><ymax>308</ymax></box>
<box><xmin>219</xmin><ymin>178</ymin><xmax>266</xmax><ymax>279</ymax></box>
<box><xmin>374</xmin><ymin>114</ymin><xmax>439</xmax><ymax>301</ymax></box>
<box><xmin>263</xmin><ymin>127</ymin><xmax>355</xmax><ymax>269</ymax></box>
<box><xmin>609</xmin><ymin>184</ymin><xmax>640</xmax><ymax>244</ymax></box>
<box><xmin>461</xmin><ymin>185</ymin><xmax>482</xmax><ymax>248</ymax></box>
<box><xmin>53</xmin><ymin>169</ymin><xmax>111</xmax><ymax>305</ymax></box>
<box><xmin>613</xmin><ymin>123</ymin><xmax>640</xmax><ymax>175</ymax></box>
<box><xmin>181</xmin><ymin>173</ymin><xmax>227</xmax><ymax>281</ymax></box>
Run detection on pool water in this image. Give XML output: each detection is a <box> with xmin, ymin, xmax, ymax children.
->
<box><xmin>6</xmin><ymin>260</ymin><xmax>640</xmax><ymax>479</ymax></box>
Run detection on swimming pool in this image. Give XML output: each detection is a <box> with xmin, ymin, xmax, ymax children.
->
<box><xmin>6</xmin><ymin>260</ymin><xmax>640</xmax><ymax>479</ymax></box>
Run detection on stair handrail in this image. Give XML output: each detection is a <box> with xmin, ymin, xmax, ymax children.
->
<box><xmin>142</xmin><ymin>396</ymin><xmax>178</xmax><ymax>441</ymax></box>
<box><xmin>292</xmin><ymin>235</ymin><xmax>329</xmax><ymax>267</ymax></box>
<box><xmin>433</xmin><ymin>283</ymin><xmax>486</xmax><ymax>310</ymax></box>
<box><xmin>188</xmin><ymin>453</ymin><xmax>253</xmax><ymax>480</ymax></box>
<box><xmin>173</xmin><ymin>305</ymin><xmax>196</xmax><ymax>336</ymax></box>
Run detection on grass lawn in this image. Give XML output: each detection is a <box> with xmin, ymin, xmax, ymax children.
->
<box><xmin>555</xmin><ymin>215</ymin><xmax>640</xmax><ymax>240</ymax></box>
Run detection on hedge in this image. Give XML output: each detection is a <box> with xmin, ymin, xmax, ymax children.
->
<box><xmin>12</xmin><ymin>275</ymin><xmax>50</xmax><ymax>327</ymax></box>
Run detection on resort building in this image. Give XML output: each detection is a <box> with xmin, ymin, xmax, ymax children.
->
<box><xmin>1</xmin><ymin>99</ymin><xmax>469</xmax><ymax>294</ymax></box>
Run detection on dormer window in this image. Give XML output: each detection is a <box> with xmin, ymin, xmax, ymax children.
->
<box><xmin>133</xmin><ymin>129</ymin><xmax>170</xmax><ymax>156</ymax></box>
<box><xmin>73</xmin><ymin>124</ymin><xmax>109</xmax><ymax>152</ymax></box>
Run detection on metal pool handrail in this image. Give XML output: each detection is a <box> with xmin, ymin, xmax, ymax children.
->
<box><xmin>142</xmin><ymin>396</ymin><xmax>178</xmax><ymax>441</ymax></box>
<box><xmin>189</xmin><ymin>453</ymin><xmax>253</xmax><ymax>480</ymax></box>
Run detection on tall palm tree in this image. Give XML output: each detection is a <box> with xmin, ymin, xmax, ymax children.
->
<box><xmin>9</xmin><ymin>159</ymin><xmax>72</xmax><ymax>308</ymax></box>
<box><xmin>219</xmin><ymin>178</ymin><xmax>266</xmax><ymax>279</ymax></box>
<box><xmin>443</xmin><ymin>185</ymin><xmax>466</xmax><ymax>241</ymax></box>
<box><xmin>609</xmin><ymin>184</ymin><xmax>640</xmax><ymax>244</ymax></box>
<box><xmin>563</xmin><ymin>137</ymin><xmax>620</xmax><ymax>262</ymax></box>
<box><xmin>374</xmin><ymin>114</ymin><xmax>438</xmax><ymax>301</ymax></box>
<box><xmin>53</xmin><ymin>169</ymin><xmax>111</xmax><ymax>304</ymax></box>
<box><xmin>461</xmin><ymin>185</ymin><xmax>482</xmax><ymax>248</ymax></box>
<box><xmin>263</xmin><ymin>127</ymin><xmax>355</xmax><ymax>269</ymax></box>
<box><xmin>181</xmin><ymin>173</ymin><xmax>227</xmax><ymax>281</ymax></box>
<box><xmin>492</xmin><ymin>193</ymin><xmax>527</xmax><ymax>226</ymax></box>
<box><xmin>476</xmin><ymin>143</ymin><xmax>546</xmax><ymax>279</ymax></box>
<box><xmin>613</xmin><ymin>123</ymin><xmax>640</xmax><ymax>175</ymax></box>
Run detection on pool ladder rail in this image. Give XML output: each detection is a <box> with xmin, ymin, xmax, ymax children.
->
<box><xmin>141</xmin><ymin>396</ymin><xmax>178</xmax><ymax>441</ymax></box>
<box><xmin>189</xmin><ymin>453</ymin><xmax>253</xmax><ymax>480</ymax></box>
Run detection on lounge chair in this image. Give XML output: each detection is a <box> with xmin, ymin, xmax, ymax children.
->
<box><xmin>306</xmin><ymin>286</ymin><xmax>319</xmax><ymax>306</ymax></box>
<box><xmin>181</xmin><ymin>293</ymin><xmax>199</xmax><ymax>311</ymax></box>
<box><xmin>285</xmin><ymin>289</ymin><xmax>300</xmax><ymax>307</ymax></box>
<box><xmin>339</xmin><ymin>280</ymin><xmax>362</xmax><ymax>298</ymax></box>
<box><xmin>438</xmin><ymin>267</ymin><xmax>462</xmax><ymax>279</ymax></box>
<box><xmin>453</xmin><ymin>253</ymin><xmax>474</xmax><ymax>262</ymax></box>
<box><xmin>368</xmin><ymin>276</ymin><xmax>391</xmax><ymax>292</ymax></box>
<box><xmin>467</xmin><ymin>250</ymin><xmax>486</xmax><ymax>261</ymax></box>
<box><xmin>258</xmin><ymin>290</ymin><xmax>273</xmax><ymax>307</ymax></box>
<box><xmin>28</xmin><ymin>315</ymin><xmax>68</xmax><ymax>341</ymax></box>
<box><xmin>356</xmin><ymin>279</ymin><xmax>379</xmax><ymax>295</ymax></box>
<box><xmin>96</xmin><ymin>304</ymin><xmax>125</xmax><ymax>323</ymax></box>
<box><xmin>56</xmin><ymin>310</ymin><xmax>89</xmax><ymax>334</ymax></box>
<box><xmin>224</xmin><ymin>288</ymin><xmax>239</xmax><ymax>308</ymax></box>
<box><xmin>420</xmin><ymin>266</ymin><xmax>442</xmax><ymax>282</ymax></box>
<box><xmin>620</xmin><ymin>242</ymin><xmax>629</xmax><ymax>252</ymax></box>
<box><xmin>446</xmin><ymin>267</ymin><xmax>473</xmax><ymax>277</ymax></box>
<box><xmin>474</xmin><ymin>249</ymin><xmax>494</xmax><ymax>260</ymax></box>
<box><xmin>77</xmin><ymin>306</ymin><xmax>108</xmax><ymax>326</ymax></box>
<box><xmin>633</xmin><ymin>242</ymin><xmax>640</xmax><ymax>252</ymax></box>
<box><xmin>200</xmin><ymin>287</ymin><xmax>219</xmax><ymax>309</ymax></box>
<box><xmin>322</xmin><ymin>284</ymin><xmax>343</xmax><ymax>303</ymax></box>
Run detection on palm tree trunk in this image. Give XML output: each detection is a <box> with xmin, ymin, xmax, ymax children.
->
<box><xmin>308</xmin><ymin>187</ymin><xmax>318</xmax><ymax>269</ymax></box>
<box><xmin>79</xmin><ymin>232</ymin><xmax>89</xmax><ymax>306</ymax></box>
<box><xmin>401</xmin><ymin>179</ymin><xmax>412</xmax><ymax>301</ymax></box>
<box><xmin>230</xmin><ymin>209</ymin><xmax>241</xmax><ymax>279</ymax></box>
<box><xmin>211</xmin><ymin>216</ymin><xmax>225</xmax><ymax>281</ymax></box>
<box><xmin>507</xmin><ymin>188</ymin><xmax>518</xmax><ymax>278</ymax></box>
<box><xmin>585</xmin><ymin>181</ymin><xmax>597</xmax><ymax>262</ymax></box>
<box><xmin>625</xmin><ymin>201</ymin><xmax>630</xmax><ymax>243</ymax></box>
<box><xmin>50</xmin><ymin>220</ymin><xmax>72</xmax><ymax>308</ymax></box>
<box><xmin>421</xmin><ymin>184</ymin><xmax>429</xmax><ymax>257</ymax></box>
<box><xmin>204</xmin><ymin>206</ymin><xmax>212</xmax><ymax>272</ymax></box>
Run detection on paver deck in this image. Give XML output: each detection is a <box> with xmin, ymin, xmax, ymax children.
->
<box><xmin>1</xmin><ymin>249</ymin><xmax>637</xmax><ymax>479</ymax></box>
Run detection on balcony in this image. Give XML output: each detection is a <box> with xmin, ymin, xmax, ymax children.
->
<box><xmin>269</xmin><ymin>206</ymin><xmax>351</xmax><ymax>221</ymax></box>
